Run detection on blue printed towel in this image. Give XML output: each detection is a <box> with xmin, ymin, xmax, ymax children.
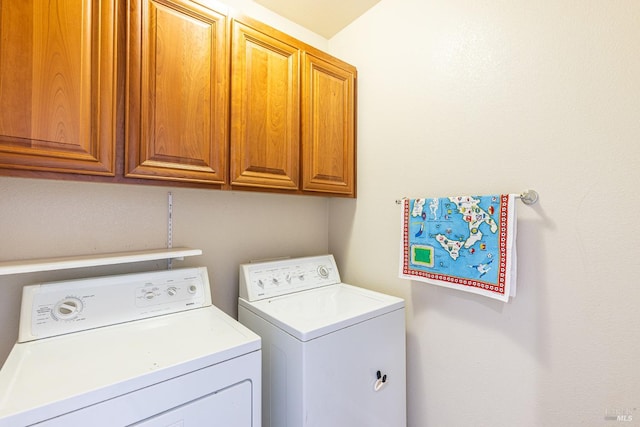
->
<box><xmin>399</xmin><ymin>194</ymin><xmax>517</xmax><ymax>302</ymax></box>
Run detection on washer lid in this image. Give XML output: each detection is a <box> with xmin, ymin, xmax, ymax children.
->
<box><xmin>239</xmin><ymin>283</ymin><xmax>405</xmax><ymax>341</ymax></box>
<box><xmin>0</xmin><ymin>305</ymin><xmax>260</xmax><ymax>426</ymax></box>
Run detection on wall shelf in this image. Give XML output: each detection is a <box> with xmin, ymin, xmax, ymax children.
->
<box><xmin>0</xmin><ymin>248</ymin><xmax>202</xmax><ymax>276</ymax></box>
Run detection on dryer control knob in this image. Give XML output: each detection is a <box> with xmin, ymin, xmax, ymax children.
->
<box><xmin>52</xmin><ymin>297</ymin><xmax>83</xmax><ymax>321</ymax></box>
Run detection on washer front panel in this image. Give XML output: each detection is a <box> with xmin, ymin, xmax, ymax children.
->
<box><xmin>239</xmin><ymin>255</ymin><xmax>340</xmax><ymax>301</ymax></box>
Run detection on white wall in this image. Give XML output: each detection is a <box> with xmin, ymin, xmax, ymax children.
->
<box><xmin>328</xmin><ymin>0</ymin><xmax>639</xmax><ymax>426</ymax></box>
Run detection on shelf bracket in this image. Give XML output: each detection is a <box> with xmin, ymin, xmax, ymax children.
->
<box><xmin>168</xmin><ymin>192</ymin><xmax>173</xmax><ymax>270</ymax></box>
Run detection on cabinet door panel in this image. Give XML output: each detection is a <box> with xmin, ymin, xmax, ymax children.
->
<box><xmin>302</xmin><ymin>53</ymin><xmax>355</xmax><ymax>196</ymax></box>
<box><xmin>230</xmin><ymin>20</ymin><xmax>299</xmax><ymax>190</ymax></box>
<box><xmin>0</xmin><ymin>0</ymin><xmax>116</xmax><ymax>175</ymax></box>
<box><xmin>127</xmin><ymin>0</ymin><xmax>228</xmax><ymax>184</ymax></box>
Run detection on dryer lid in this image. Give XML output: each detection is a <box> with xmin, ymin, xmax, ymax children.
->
<box><xmin>0</xmin><ymin>303</ymin><xmax>260</xmax><ymax>425</ymax></box>
<box><xmin>239</xmin><ymin>283</ymin><xmax>404</xmax><ymax>341</ymax></box>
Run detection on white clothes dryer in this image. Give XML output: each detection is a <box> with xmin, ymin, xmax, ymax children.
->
<box><xmin>0</xmin><ymin>267</ymin><xmax>261</xmax><ymax>427</ymax></box>
<box><xmin>238</xmin><ymin>255</ymin><xmax>406</xmax><ymax>427</ymax></box>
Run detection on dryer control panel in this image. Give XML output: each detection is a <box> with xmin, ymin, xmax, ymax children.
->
<box><xmin>19</xmin><ymin>267</ymin><xmax>212</xmax><ymax>343</ymax></box>
<box><xmin>239</xmin><ymin>255</ymin><xmax>341</xmax><ymax>301</ymax></box>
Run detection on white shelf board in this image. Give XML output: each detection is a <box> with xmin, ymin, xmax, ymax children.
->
<box><xmin>0</xmin><ymin>248</ymin><xmax>202</xmax><ymax>275</ymax></box>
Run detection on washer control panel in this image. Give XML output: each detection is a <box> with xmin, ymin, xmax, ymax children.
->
<box><xmin>239</xmin><ymin>254</ymin><xmax>340</xmax><ymax>301</ymax></box>
<box><xmin>19</xmin><ymin>267</ymin><xmax>211</xmax><ymax>343</ymax></box>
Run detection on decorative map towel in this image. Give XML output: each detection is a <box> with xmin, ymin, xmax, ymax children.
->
<box><xmin>399</xmin><ymin>194</ymin><xmax>517</xmax><ymax>302</ymax></box>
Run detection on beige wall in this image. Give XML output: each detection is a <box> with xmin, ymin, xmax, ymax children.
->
<box><xmin>210</xmin><ymin>0</ymin><xmax>328</xmax><ymax>49</ymax></box>
<box><xmin>0</xmin><ymin>178</ymin><xmax>329</xmax><ymax>362</ymax></box>
<box><xmin>0</xmin><ymin>0</ymin><xmax>330</xmax><ymax>365</ymax></box>
<box><xmin>328</xmin><ymin>0</ymin><xmax>639</xmax><ymax>426</ymax></box>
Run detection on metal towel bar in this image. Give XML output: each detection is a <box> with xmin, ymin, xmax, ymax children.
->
<box><xmin>395</xmin><ymin>190</ymin><xmax>539</xmax><ymax>205</ymax></box>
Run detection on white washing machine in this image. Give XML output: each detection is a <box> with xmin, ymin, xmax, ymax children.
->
<box><xmin>0</xmin><ymin>267</ymin><xmax>261</xmax><ymax>427</ymax></box>
<box><xmin>238</xmin><ymin>255</ymin><xmax>406</xmax><ymax>427</ymax></box>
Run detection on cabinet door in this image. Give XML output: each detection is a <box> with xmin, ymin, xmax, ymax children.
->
<box><xmin>0</xmin><ymin>0</ymin><xmax>116</xmax><ymax>175</ymax></box>
<box><xmin>126</xmin><ymin>0</ymin><xmax>228</xmax><ymax>184</ymax></box>
<box><xmin>301</xmin><ymin>53</ymin><xmax>356</xmax><ymax>196</ymax></box>
<box><xmin>230</xmin><ymin>20</ymin><xmax>300</xmax><ymax>190</ymax></box>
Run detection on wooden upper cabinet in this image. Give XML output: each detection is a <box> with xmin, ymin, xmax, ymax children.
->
<box><xmin>126</xmin><ymin>0</ymin><xmax>228</xmax><ymax>184</ymax></box>
<box><xmin>0</xmin><ymin>1</ymin><xmax>356</xmax><ymax>195</ymax></box>
<box><xmin>0</xmin><ymin>0</ymin><xmax>117</xmax><ymax>175</ymax></box>
<box><xmin>301</xmin><ymin>53</ymin><xmax>356</xmax><ymax>196</ymax></box>
<box><xmin>230</xmin><ymin>20</ymin><xmax>300</xmax><ymax>190</ymax></box>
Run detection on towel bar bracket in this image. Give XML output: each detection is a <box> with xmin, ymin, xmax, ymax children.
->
<box><xmin>518</xmin><ymin>190</ymin><xmax>539</xmax><ymax>205</ymax></box>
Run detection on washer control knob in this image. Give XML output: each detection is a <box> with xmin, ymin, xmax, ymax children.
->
<box><xmin>272</xmin><ymin>277</ymin><xmax>279</xmax><ymax>285</ymax></box>
<box><xmin>188</xmin><ymin>284</ymin><xmax>198</xmax><ymax>294</ymax></box>
<box><xmin>144</xmin><ymin>291</ymin><xmax>155</xmax><ymax>300</ymax></box>
<box><xmin>167</xmin><ymin>286</ymin><xmax>177</xmax><ymax>296</ymax></box>
<box><xmin>317</xmin><ymin>265</ymin><xmax>329</xmax><ymax>279</ymax></box>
